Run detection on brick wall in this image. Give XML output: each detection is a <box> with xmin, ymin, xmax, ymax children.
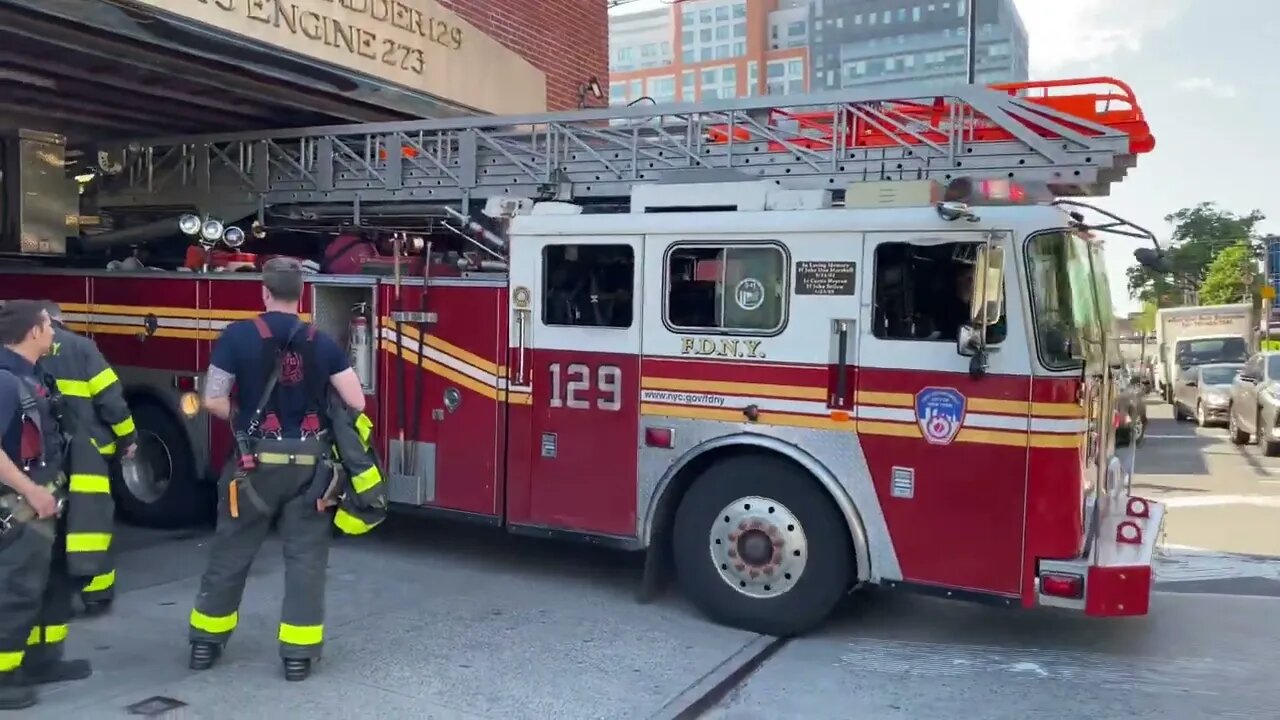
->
<box><xmin>438</xmin><ymin>0</ymin><xmax>609</xmax><ymax>112</ymax></box>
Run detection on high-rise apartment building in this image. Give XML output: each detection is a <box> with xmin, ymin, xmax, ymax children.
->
<box><xmin>608</xmin><ymin>0</ymin><xmax>810</xmax><ymax>107</ymax></box>
<box><xmin>806</xmin><ymin>0</ymin><xmax>1029</xmax><ymax>93</ymax></box>
<box><xmin>608</xmin><ymin>0</ymin><xmax>1029</xmax><ymax>106</ymax></box>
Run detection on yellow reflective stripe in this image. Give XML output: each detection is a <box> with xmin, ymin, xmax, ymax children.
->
<box><xmin>55</xmin><ymin>379</ymin><xmax>91</xmax><ymax>398</ymax></box>
<box><xmin>278</xmin><ymin>623</ymin><xmax>324</xmax><ymax>646</ymax></box>
<box><xmin>355</xmin><ymin>413</ymin><xmax>373</xmax><ymax>449</ymax></box>
<box><xmin>26</xmin><ymin>625</ymin><xmax>68</xmax><ymax>646</ymax></box>
<box><xmin>84</xmin><ymin>570</ymin><xmax>116</xmax><ymax>592</ymax></box>
<box><xmin>189</xmin><ymin>609</ymin><xmax>238</xmax><ymax>634</ymax></box>
<box><xmin>334</xmin><ymin>508</ymin><xmax>375</xmax><ymax>536</ymax></box>
<box><xmin>91</xmin><ymin>437</ymin><xmax>118</xmax><ymax>455</ymax></box>
<box><xmin>0</xmin><ymin>651</ymin><xmax>23</xmax><ymax>672</ymax></box>
<box><xmin>112</xmin><ymin>416</ymin><xmax>136</xmax><ymax>437</ymax></box>
<box><xmin>351</xmin><ymin>466</ymin><xmax>381</xmax><ymax>495</ymax></box>
<box><xmin>66</xmin><ymin>533</ymin><xmax>112</xmax><ymax>553</ymax></box>
<box><xmin>69</xmin><ymin>473</ymin><xmax>111</xmax><ymax>494</ymax></box>
<box><xmin>88</xmin><ymin>367</ymin><xmax>119</xmax><ymax>396</ymax></box>
<box><xmin>257</xmin><ymin>452</ymin><xmax>317</xmax><ymax>466</ymax></box>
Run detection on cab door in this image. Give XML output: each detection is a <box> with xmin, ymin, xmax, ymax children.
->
<box><xmin>506</xmin><ymin>235</ymin><xmax>642</xmax><ymax>537</ymax></box>
<box><xmin>857</xmin><ymin>231</ymin><xmax>1031</xmax><ymax>597</ymax></box>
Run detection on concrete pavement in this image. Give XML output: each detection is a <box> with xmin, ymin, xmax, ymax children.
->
<box><xmin>706</xmin><ymin>591</ymin><xmax>1280</xmax><ymax>720</ymax></box>
<box><xmin>28</xmin><ymin>518</ymin><xmax>758</xmax><ymax>719</ymax></box>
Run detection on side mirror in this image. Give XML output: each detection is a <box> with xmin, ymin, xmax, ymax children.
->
<box><xmin>957</xmin><ymin>324</ymin><xmax>979</xmax><ymax>357</ymax></box>
<box><xmin>1134</xmin><ymin>246</ymin><xmax>1173</xmax><ymax>273</ymax></box>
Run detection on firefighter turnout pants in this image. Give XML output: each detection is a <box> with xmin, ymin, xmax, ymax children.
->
<box><xmin>0</xmin><ymin>515</ymin><xmax>75</xmax><ymax>685</ymax></box>
<box><xmin>75</xmin><ymin>445</ymin><xmax>116</xmax><ymax>608</ymax></box>
<box><xmin>189</xmin><ymin>453</ymin><xmax>332</xmax><ymax>661</ymax></box>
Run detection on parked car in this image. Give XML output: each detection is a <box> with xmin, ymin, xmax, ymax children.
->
<box><xmin>1227</xmin><ymin>351</ymin><xmax>1280</xmax><ymax>455</ymax></box>
<box><xmin>1114</xmin><ymin>367</ymin><xmax>1148</xmax><ymax>446</ymax></box>
<box><xmin>1172</xmin><ymin>362</ymin><xmax>1243</xmax><ymax>426</ymax></box>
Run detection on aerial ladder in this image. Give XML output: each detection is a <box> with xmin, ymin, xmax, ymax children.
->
<box><xmin>84</xmin><ymin>76</ymin><xmax>1155</xmax><ymax>234</ymax></box>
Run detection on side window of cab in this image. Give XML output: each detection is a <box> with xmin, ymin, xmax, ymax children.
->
<box><xmin>871</xmin><ymin>240</ymin><xmax>1006</xmax><ymax>343</ymax></box>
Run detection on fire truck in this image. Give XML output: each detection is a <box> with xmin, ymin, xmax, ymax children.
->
<box><xmin>0</xmin><ymin>77</ymin><xmax>1169</xmax><ymax>636</ymax></box>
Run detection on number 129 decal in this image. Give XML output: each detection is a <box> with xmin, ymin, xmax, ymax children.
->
<box><xmin>548</xmin><ymin>362</ymin><xmax>622</xmax><ymax>411</ymax></box>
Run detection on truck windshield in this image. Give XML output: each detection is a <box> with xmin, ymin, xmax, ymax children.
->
<box><xmin>1176</xmin><ymin>337</ymin><xmax>1247</xmax><ymax>367</ymax></box>
<box><xmin>1024</xmin><ymin>230</ymin><xmax>1112</xmax><ymax>369</ymax></box>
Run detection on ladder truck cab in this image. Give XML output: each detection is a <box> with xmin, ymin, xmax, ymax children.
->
<box><xmin>0</xmin><ymin>77</ymin><xmax>1169</xmax><ymax>636</ymax></box>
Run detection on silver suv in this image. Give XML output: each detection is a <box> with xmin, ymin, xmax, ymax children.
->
<box><xmin>1228</xmin><ymin>351</ymin><xmax>1280</xmax><ymax>455</ymax></box>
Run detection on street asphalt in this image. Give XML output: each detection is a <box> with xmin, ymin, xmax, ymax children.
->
<box><xmin>19</xmin><ymin>396</ymin><xmax>1280</xmax><ymax>718</ymax></box>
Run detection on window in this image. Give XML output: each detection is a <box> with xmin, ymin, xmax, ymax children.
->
<box><xmin>715</xmin><ymin>5</ymin><xmax>729</xmax><ymax>21</ymax></box>
<box><xmin>732</xmin><ymin>2</ymin><xmax>746</xmax><ymax>18</ymax></box>
<box><xmin>746</xmin><ymin>61</ymin><xmax>759</xmax><ymax>95</ymax></box>
<box><xmin>913</xmin><ymin>6</ymin><xmax>921</xmax><ymax>20</ymax></box>
<box><xmin>665</xmin><ymin>244</ymin><xmax>787</xmax><ymax>334</ymax></box>
<box><xmin>715</xmin><ymin>25</ymin><xmax>730</xmax><ymax>40</ymax></box>
<box><xmin>609</xmin><ymin>82</ymin><xmax>627</xmax><ymax>106</ymax></box>
<box><xmin>872</xmin><ymin>241</ymin><xmax>1006</xmax><ymax>344</ymax></box>
<box><xmin>649</xmin><ymin>75</ymin><xmax>677</xmax><ymax>103</ymax></box>
<box><xmin>1266</xmin><ymin>354</ymin><xmax>1280</xmax><ymax>380</ymax></box>
<box><xmin>700</xmin><ymin>47</ymin><xmax>713</xmax><ymax>61</ymax></box>
<box><xmin>682</xmin><ymin>11</ymin><xmax>694</xmax><ymax>27</ymax></box>
<box><xmin>788</xmin><ymin>21</ymin><xmax>806</xmax><ymax>36</ymax></box>
<box><xmin>542</xmin><ymin>244</ymin><xmax>635</xmax><ymax>328</ymax></box>
<box><xmin>733</xmin><ymin>23</ymin><xmax>746</xmax><ymax>38</ymax></box>
<box><xmin>682</xmin><ymin>30</ymin><xmax>694</xmax><ymax>45</ymax></box>
<box><xmin>700</xmin><ymin>28</ymin><xmax>713</xmax><ymax>42</ymax></box>
<box><xmin>682</xmin><ymin>70</ymin><xmax>696</xmax><ymax>100</ymax></box>
<box><xmin>682</xmin><ymin>48</ymin><xmax>696</xmax><ymax>63</ymax></box>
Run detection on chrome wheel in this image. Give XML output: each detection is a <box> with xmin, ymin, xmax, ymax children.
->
<box><xmin>1196</xmin><ymin>401</ymin><xmax>1205</xmax><ymax>427</ymax></box>
<box><xmin>122</xmin><ymin>429</ymin><xmax>173</xmax><ymax>504</ymax></box>
<box><xmin>710</xmin><ymin>495</ymin><xmax>808</xmax><ymax>599</ymax></box>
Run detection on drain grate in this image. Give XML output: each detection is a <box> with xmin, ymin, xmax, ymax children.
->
<box><xmin>126</xmin><ymin>696</ymin><xmax>188</xmax><ymax>716</ymax></box>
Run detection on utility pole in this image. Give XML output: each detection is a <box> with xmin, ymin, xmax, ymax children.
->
<box><xmin>965</xmin><ymin>0</ymin><xmax>979</xmax><ymax>84</ymax></box>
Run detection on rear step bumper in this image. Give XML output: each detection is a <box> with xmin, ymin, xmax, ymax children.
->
<box><xmin>1036</xmin><ymin>495</ymin><xmax>1166</xmax><ymax>616</ymax></box>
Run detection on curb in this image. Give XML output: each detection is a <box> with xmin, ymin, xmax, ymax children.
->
<box><xmin>647</xmin><ymin>634</ymin><xmax>788</xmax><ymax>720</ymax></box>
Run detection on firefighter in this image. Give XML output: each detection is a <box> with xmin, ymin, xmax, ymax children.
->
<box><xmin>0</xmin><ymin>300</ymin><xmax>94</xmax><ymax>711</ymax></box>
<box><xmin>39</xmin><ymin>301</ymin><xmax>136</xmax><ymax>615</ymax></box>
<box><xmin>188</xmin><ymin>257</ymin><xmax>366</xmax><ymax>682</ymax></box>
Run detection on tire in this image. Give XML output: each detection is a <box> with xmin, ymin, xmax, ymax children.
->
<box><xmin>671</xmin><ymin>453</ymin><xmax>853</xmax><ymax>637</ymax></box>
<box><xmin>1195</xmin><ymin>401</ymin><xmax>1206</xmax><ymax>427</ymax></box>
<box><xmin>112</xmin><ymin>401</ymin><xmax>210</xmax><ymax>529</ymax></box>
<box><xmin>1229</xmin><ymin>406</ymin><xmax>1250</xmax><ymax>445</ymax></box>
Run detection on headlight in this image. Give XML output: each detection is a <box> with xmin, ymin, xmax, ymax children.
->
<box><xmin>1205</xmin><ymin>391</ymin><xmax>1230</xmax><ymax>405</ymax></box>
<box><xmin>178</xmin><ymin>214</ymin><xmax>201</xmax><ymax>236</ymax></box>
<box><xmin>200</xmin><ymin>219</ymin><xmax>224</xmax><ymax>243</ymax></box>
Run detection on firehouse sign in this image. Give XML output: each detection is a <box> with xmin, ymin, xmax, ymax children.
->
<box><xmin>131</xmin><ymin>0</ymin><xmax>547</xmax><ymax>114</ymax></box>
<box><xmin>679</xmin><ymin>337</ymin><xmax>766</xmax><ymax>360</ymax></box>
<box><xmin>915</xmin><ymin>386</ymin><xmax>966</xmax><ymax>445</ymax></box>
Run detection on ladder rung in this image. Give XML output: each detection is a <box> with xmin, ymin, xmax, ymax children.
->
<box><xmin>93</xmin><ymin>78</ymin><xmax>1154</xmax><ymax>212</ymax></box>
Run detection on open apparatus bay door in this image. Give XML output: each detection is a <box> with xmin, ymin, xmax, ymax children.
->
<box><xmin>0</xmin><ymin>77</ymin><xmax>1171</xmax><ymax>636</ymax></box>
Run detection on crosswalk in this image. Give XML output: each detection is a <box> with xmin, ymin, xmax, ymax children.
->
<box><xmin>1156</xmin><ymin>545</ymin><xmax>1280</xmax><ymax>583</ymax></box>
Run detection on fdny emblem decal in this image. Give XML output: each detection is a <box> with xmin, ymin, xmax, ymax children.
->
<box><xmin>915</xmin><ymin>387</ymin><xmax>966</xmax><ymax>446</ymax></box>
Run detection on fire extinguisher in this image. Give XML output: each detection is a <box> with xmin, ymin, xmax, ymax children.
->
<box><xmin>349</xmin><ymin>302</ymin><xmax>371</xmax><ymax>388</ymax></box>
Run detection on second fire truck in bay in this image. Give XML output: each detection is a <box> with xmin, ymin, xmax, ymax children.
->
<box><xmin>0</xmin><ymin>77</ymin><xmax>1167</xmax><ymax>636</ymax></box>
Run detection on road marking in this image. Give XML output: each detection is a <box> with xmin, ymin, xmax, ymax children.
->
<box><xmin>833</xmin><ymin>638</ymin><xmax>1263</xmax><ymax>697</ymax></box>
<box><xmin>1144</xmin><ymin>434</ymin><xmax>1199</xmax><ymax>439</ymax></box>
<box><xmin>1157</xmin><ymin>545</ymin><xmax>1280</xmax><ymax>583</ymax></box>
<box><xmin>1158</xmin><ymin>494</ymin><xmax>1280</xmax><ymax>508</ymax></box>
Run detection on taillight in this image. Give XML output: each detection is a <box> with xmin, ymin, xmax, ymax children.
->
<box><xmin>1040</xmin><ymin>572</ymin><xmax>1084</xmax><ymax>599</ymax></box>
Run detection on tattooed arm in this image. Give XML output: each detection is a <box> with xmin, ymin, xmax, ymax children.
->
<box><xmin>203</xmin><ymin>364</ymin><xmax>235</xmax><ymax>420</ymax></box>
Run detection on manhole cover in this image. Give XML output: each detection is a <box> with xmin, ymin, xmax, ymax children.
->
<box><xmin>126</xmin><ymin>696</ymin><xmax>188</xmax><ymax>716</ymax></box>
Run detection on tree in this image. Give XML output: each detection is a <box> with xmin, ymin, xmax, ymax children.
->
<box><xmin>1126</xmin><ymin>202</ymin><xmax>1266</xmax><ymax>306</ymax></box>
<box><xmin>1131</xmin><ymin>300</ymin><xmax>1157</xmax><ymax>335</ymax></box>
<box><xmin>1198</xmin><ymin>241</ymin><xmax>1258</xmax><ymax>305</ymax></box>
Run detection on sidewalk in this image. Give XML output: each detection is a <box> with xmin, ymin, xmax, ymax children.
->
<box><xmin>29</xmin><ymin>519</ymin><xmax>759</xmax><ymax>719</ymax></box>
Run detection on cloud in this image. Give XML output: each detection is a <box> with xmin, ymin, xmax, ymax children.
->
<box><xmin>1175</xmin><ymin>76</ymin><xmax>1238</xmax><ymax>99</ymax></box>
<box><xmin>1013</xmin><ymin>0</ymin><xmax>1189</xmax><ymax>75</ymax></box>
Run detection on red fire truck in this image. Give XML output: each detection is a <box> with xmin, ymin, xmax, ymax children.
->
<box><xmin>0</xmin><ymin>77</ymin><xmax>1167</xmax><ymax>636</ymax></box>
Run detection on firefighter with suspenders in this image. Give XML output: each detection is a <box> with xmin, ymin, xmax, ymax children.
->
<box><xmin>0</xmin><ymin>301</ymin><xmax>96</xmax><ymax>711</ymax></box>
<box><xmin>188</xmin><ymin>258</ymin><xmax>367</xmax><ymax>682</ymax></box>
<box><xmin>38</xmin><ymin>301</ymin><xmax>136</xmax><ymax>615</ymax></box>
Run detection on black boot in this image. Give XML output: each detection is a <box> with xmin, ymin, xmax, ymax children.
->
<box><xmin>23</xmin><ymin>659</ymin><xmax>93</xmax><ymax>685</ymax></box>
<box><xmin>282</xmin><ymin>658</ymin><xmax>311</xmax><ymax>682</ymax></box>
<box><xmin>188</xmin><ymin>641</ymin><xmax>222</xmax><ymax>671</ymax></box>
<box><xmin>0</xmin><ymin>673</ymin><xmax>35</xmax><ymax>711</ymax></box>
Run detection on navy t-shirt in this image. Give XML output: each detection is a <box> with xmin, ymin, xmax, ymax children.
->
<box><xmin>210</xmin><ymin>312</ymin><xmax>350</xmax><ymax>435</ymax></box>
<box><xmin>0</xmin><ymin>348</ymin><xmax>34</xmax><ymax>464</ymax></box>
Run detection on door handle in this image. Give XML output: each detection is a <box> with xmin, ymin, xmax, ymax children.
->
<box><xmin>514</xmin><ymin>309</ymin><xmax>530</xmax><ymax>386</ymax></box>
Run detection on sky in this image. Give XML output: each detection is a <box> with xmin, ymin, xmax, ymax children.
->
<box><xmin>612</xmin><ymin>0</ymin><xmax>1280</xmax><ymax>314</ymax></box>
